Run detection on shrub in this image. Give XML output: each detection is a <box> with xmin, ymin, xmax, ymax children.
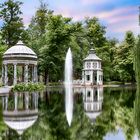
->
<box><xmin>12</xmin><ymin>82</ymin><xmax>46</xmax><ymax>92</ymax></box>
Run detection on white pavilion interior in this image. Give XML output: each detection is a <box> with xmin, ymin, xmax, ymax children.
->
<box><xmin>2</xmin><ymin>41</ymin><xmax>38</xmax><ymax>86</ymax></box>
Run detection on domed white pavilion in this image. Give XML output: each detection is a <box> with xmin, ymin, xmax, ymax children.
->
<box><xmin>2</xmin><ymin>41</ymin><xmax>38</xmax><ymax>86</ymax></box>
<box><xmin>4</xmin><ymin>112</ymin><xmax>38</xmax><ymax>135</ymax></box>
<box><xmin>82</xmin><ymin>48</ymin><xmax>103</xmax><ymax>86</ymax></box>
<box><xmin>2</xmin><ymin>92</ymin><xmax>38</xmax><ymax>135</ymax></box>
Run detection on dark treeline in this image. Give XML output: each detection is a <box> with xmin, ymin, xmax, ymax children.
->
<box><xmin>0</xmin><ymin>0</ymin><xmax>138</xmax><ymax>84</ymax></box>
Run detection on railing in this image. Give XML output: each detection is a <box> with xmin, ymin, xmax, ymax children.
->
<box><xmin>3</xmin><ymin>109</ymin><xmax>38</xmax><ymax>117</ymax></box>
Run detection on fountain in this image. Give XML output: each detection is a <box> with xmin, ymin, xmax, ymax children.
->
<box><xmin>64</xmin><ymin>48</ymin><xmax>73</xmax><ymax>126</ymax></box>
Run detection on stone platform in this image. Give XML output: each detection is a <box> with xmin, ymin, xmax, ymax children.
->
<box><xmin>0</xmin><ymin>86</ymin><xmax>12</xmax><ymax>96</ymax></box>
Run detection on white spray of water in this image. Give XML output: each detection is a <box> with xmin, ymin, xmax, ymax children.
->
<box><xmin>64</xmin><ymin>48</ymin><xmax>73</xmax><ymax>126</ymax></box>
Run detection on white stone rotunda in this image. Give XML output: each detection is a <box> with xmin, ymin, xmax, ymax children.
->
<box><xmin>82</xmin><ymin>48</ymin><xmax>103</xmax><ymax>86</ymax></box>
<box><xmin>2</xmin><ymin>41</ymin><xmax>38</xmax><ymax>86</ymax></box>
<box><xmin>2</xmin><ymin>92</ymin><xmax>38</xmax><ymax>135</ymax></box>
<box><xmin>83</xmin><ymin>87</ymin><xmax>103</xmax><ymax>122</ymax></box>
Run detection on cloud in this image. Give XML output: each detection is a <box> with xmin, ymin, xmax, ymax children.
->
<box><xmin>54</xmin><ymin>5</ymin><xmax>138</xmax><ymax>23</ymax></box>
<box><xmin>53</xmin><ymin>5</ymin><xmax>139</xmax><ymax>41</ymax></box>
<box><xmin>105</xmin><ymin>14</ymin><xmax>137</xmax><ymax>24</ymax></box>
<box><xmin>80</xmin><ymin>0</ymin><xmax>113</xmax><ymax>5</ymax></box>
<box><xmin>21</xmin><ymin>15</ymin><xmax>32</xmax><ymax>28</ymax></box>
<box><xmin>94</xmin><ymin>6</ymin><xmax>137</xmax><ymax>22</ymax></box>
<box><xmin>20</xmin><ymin>0</ymin><xmax>139</xmax><ymax>41</ymax></box>
<box><xmin>96</xmin><ymin>7</ymin><xmax>131</xmax><ymax>18</ymax></box>
<box><xmin>108</xmin><ymin>21</ymin><xmax>139</xmax><ymax>34</ymax></box>
<box><xmin>106</xmin><ymin>23</ymin><xmax>139</xmax><ymax>41</ymax></box>
<box><xmin>95</xmin><ymin>6</ymin><xmax>139</xmax><ymax>40</ymax></box>
<box><xmin>97</xmin><ymin>6</ymin><xmax>139</xmax><ymax>35</ymax></box>
<box><xmin>53</xmin><ymin>6</ymin><xmax>95</xmax><ymax>21</ymax></box>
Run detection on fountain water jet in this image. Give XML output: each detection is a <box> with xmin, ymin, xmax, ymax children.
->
<box><xmin>64</xmin><ymin>48</ymin><xmax>73</xmax><ymax>126</ymax></box>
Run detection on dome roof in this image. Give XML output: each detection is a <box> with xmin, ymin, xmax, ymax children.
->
<box><xmin>5</xmin><ymin>119</ymin><xmax>37</xmax><ymax>135</ymax></box>
<box><xmin>3</xmin><ymin>41</ymin><xmax>37</xmax><ymax>59</ymax></box>
<box><xmin>3</xmin><ymin>110</ymin><xmax>38</xmax><ymax>135</ymax></box>
<box><xmin>86</xmin><ymin>111</ymin><xmax>101</xmax><ymax>121</ymax></box>
<box><xmin>4</xmin><ymin>114</ymin><xmax>38</xmax><ymax>135</ymax></box>
<box><xmin>84</xmin><ymin>48</ymin><xmax>101</xmax><ymax>61</ymax></box>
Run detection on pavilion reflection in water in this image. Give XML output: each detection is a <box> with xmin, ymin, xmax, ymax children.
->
<box><xmin>82</xmin><ymin>87</ymin><xmax>103</xmax><ymax>122</ymax></box>
<box><xmin>2</xmin><ymin>92</ymin><xmax>38</xmax><ymax>135</ymax></box>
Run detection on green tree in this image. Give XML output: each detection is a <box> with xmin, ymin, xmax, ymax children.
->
<box><xmin>34</xmin><ymin>0</ymin><xmax>53</xmax><ymax>35</ymax></box>
<box><xmin>69</xmin><ymin>22</ymin><xmax>88</xmax><ymax>79</ymax></box>
<box><xmin>27</xmin><ymin>0</ymin><xmax>52</xmax><ymax>54</ymax></box>
<box><xmin>26</xmin><ymin>1</ymin><xmax>53</xmax><ymax>83</ymax></box>
<box><xmin>85</xmin><ymin>17</ymin><xmax>106</xmax><ymax>48</ymax></box>
<box><xmin>134</xmin><ymin>35</ymin><xmax>140</xmax><ymax>137</ymax></box>
<box><xmin>0</xmin><ymin>34</ymin><xmax>7</xmax><ymax>78</ymax></box>
<box><xmin>107</xmin><ymin>39</ymin><xmax>119</xmax><ymax>81</ymax></box>
<box><xmin>94</xmin><ymin>39</ymin><xmax>118</xmax><ymax>82</ymax></box>
<box><xmin>39</xmin><ymin>15</ymin><xmax>78</xmax><ymax>83</ymax></box>
<box><xmin>0</xmin><ymin>0</ymin><xmax>25</xmax><ymax>47</ymax></box>
<box><xmin>114</xmin><ymin>31</ymin><xmax>135</xmax><ymax>82</ymax></box>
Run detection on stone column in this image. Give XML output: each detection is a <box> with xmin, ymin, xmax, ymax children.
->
<box><xmin>5</xmin><ymin>96</ymin><xmax>8</xmax><ymax>111</ymax></box>
<box><xmin>97</xmin><ymin>61</ymin><xmax>99</xmax><ymax>69</ymax></box>
<box><xmin>14</xmin><ymin>92</ymin><xmax>18</xmax><ymax>111</ymax></box>
<box><xmin>92</xmin><ymin>72</ymin><xmax>94</xmax><ymax>85</ymax></box>
<box><xmin>13</xmin><ymin>63</ymin><xmax>17</xmax><ymax>85</ymax></box>
<box><xmin>101</xmin><ymin>72</ymin><xmax>103</xmax><ymax>85</ymax></box>
<box><xmin>90</xmin><ymin>71</ymin><xmax>93</xmax><ymax>85</ymax></box>
<box><xmin>82</xmin><ymin>71</ymin><xmax>85</xmax><ymax>85</ymax></box>
<box><xmin>84</xmin><ymin>71</ymin><xmax>86</xmax><ymax>85</ymax></box>
<box><xmin>91</xmin><ymin>89</ymin><xmax>94</xmax><ymax>102</ymax></box>
<box><xmin>24</xmin><ymin>64</ymin><xmax>28</xmax><ymax>83</ymax></box>
<box><xmin>4</xmin><ymin>64</ymin><xmax>8</xmax><ymax>86</ymax></box>
<box><xmin>1</xmin><ymin>65</ymin><xmax>4</xmax><ymax>84</ymax></box>
<box><xmin>2</xmin><ymin>97</ymin><xmax>4</xmax><ymax>110</ymax></box>
<box><xmin>25</xmin><ymin>92</ymin><xmax>29</xmax><ymax>110</ymax></box>
<box><xmin>32</xmin><ymin>66</ymin><xmax>34</xmax><ymax>82</ymax></box>
<box><xmin>97</xmin><ymin>71</ymin><xmax>98</xmax><ymax>85</ymax></box>
<box><xmin>33</xmin><ymin>93</ymin><xmax>36</xmax><ymax>109</ymax></box>
<box><xmin>36</xmin><ymin>93</ymin><xmax>38</xmax><ymax>109</ymax></box>
<box><xmin>33</xmin><ymin>65</ymin><xmax>38</xmax><ymax>82</ymax></box>
<box><xmin>32</xmin><ymin>92</ymin><xmax>35</xmax><ymax>109</ymax></box>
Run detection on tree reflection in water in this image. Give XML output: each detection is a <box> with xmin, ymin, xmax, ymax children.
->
<box><xmin>134</xmin><ymin>84</ymin><xmax>140</xmax><ymax>138</ymax></box>
<box><xmin>0</xmin><ymin>87</ymin><xmax>137</xmax><ymax>140</ymax></box>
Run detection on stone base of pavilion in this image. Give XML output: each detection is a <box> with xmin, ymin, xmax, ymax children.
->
<box><xmin>0</xmin><ymin>86</ymin><xmax>13</xmax><ymax>95</ymax></box>
<box><xmin>73</xmin><ymin>84</ymin><xmax>104</xmax><ymax>88</ymax></box>
<box><xmin>73</xmin><ymin>83</ymin><xmax>132</xmax><ymax>88</ymax></box>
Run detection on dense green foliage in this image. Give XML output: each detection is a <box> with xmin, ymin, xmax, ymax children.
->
<box><xmin>0</xmin><ymin>35</ymin><xmax>7</xmax><ymax>78</ymax></box>
<box><xmin>134</xmin><ymin>36</ymin><xmax>140</xmax><ymax>83</ymax></box>
<box><xmin>12</xmin><ymin>82</ymin><xmax>46</xmax><ymax>92</ymax></box>
<box><xmin>114</xmin><ymin>31</ymin><xmax>135</xmax><ymax>82</ymax></box>
<box><xmin>0</xmin><ymin>0</ymin><xmax>137</xmax><ymax>84</ymax></box>
<box><xmin>134</xmin><ymin>36</ymin><xmax>140</xmax><ymax>137</ymax></box>
<box><xmin>0</xmin><ymin>0</ymin><xmax>27</xmax><ymax>47</ymax></box>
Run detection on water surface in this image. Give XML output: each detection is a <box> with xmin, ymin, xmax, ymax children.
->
<box><xmin>0</xmin><ymin>86</ymin><xmax>138</xmax><ymax>140</ymax></box>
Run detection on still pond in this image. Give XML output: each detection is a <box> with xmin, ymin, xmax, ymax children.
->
<box><xmin>0</xmin><ymin>86</ymin><xmax>139</xmax><ymax>140</ymax></box>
